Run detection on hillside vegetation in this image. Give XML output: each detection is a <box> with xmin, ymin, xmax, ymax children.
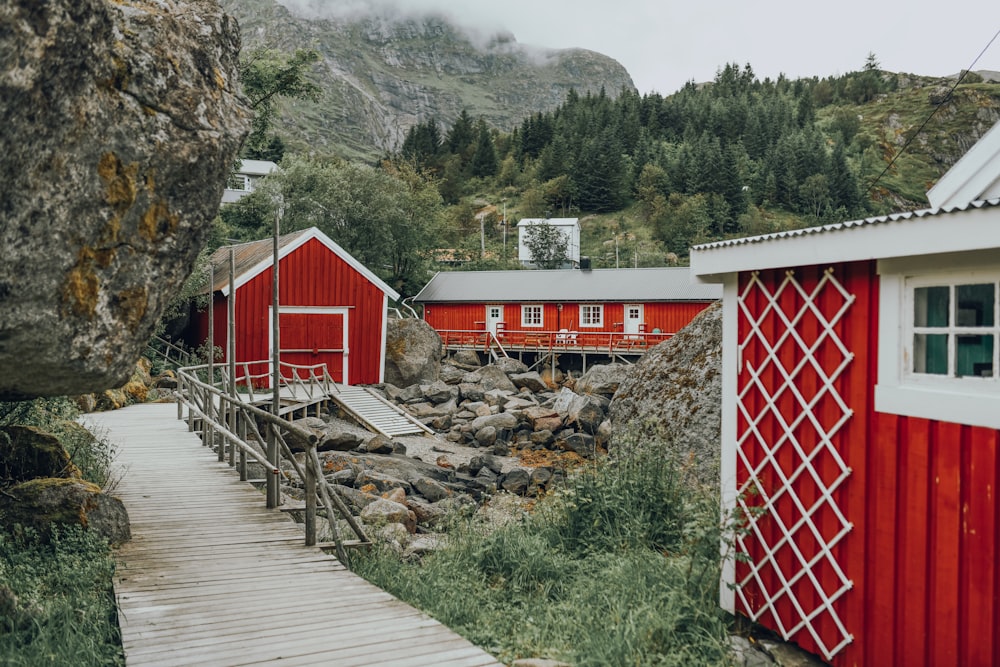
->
<box><xmin>219</xmin><ymin>57</ymin><xmax>1000</xmax><ymax>296</ymax></box>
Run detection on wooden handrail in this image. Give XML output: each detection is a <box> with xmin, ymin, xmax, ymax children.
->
<box><xmin>174</xmin><ymin>364</ymin><xmax>367</xmax><ymax>554</ymax></box>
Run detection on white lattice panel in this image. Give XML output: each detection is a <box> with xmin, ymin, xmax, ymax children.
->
<box><xmin>735</xmin><ymin>268</ymin><xmax>855</xmax><ymax>662</ymax></box>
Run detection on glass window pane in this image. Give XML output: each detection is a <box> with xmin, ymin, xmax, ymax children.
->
<box><xmin>914</xmin><ymin>333</ymin><xmax>948</xmax><ymax>374</ymax></box>
<box><xmin>914</xmin><ymin>286</ymin><xmax>949</xmax><ymax>327</ymax></box>
<box><xmin>957</xmin><ymin>334</ymin><xmax>995</xmax><ymax>378</ymax></box>
<box><xmin>956</xmin><ymin>283</ymin><xmax>994</xmax><ymax>327</ymax></box>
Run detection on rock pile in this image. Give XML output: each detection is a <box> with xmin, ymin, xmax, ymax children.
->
<box><xmin>374</xmin><ymin>359</ymin><xmax>631</xmax><ymax>463</ymax></box>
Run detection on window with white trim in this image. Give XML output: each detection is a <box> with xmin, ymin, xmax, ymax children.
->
<box><xmin>521</xmin><ymin>304</ymin><xmax>543</xmax><ymax>328</ymax></box>
<box><xmin>910</xmin><ymin>279</ymin><xmax>997</xmax><ymax>379</ymax></box>
<box><xmin>580</xmin><ymin>304</ymin><xmax>603</xmax><ymax>327</ymax></box>
<box><xmin>227</xmin><ymin>174</ymin><xmax>249</xmax><ymax>191</ymax></box>
<box><xmin>875</xmin><ymin>255</ymin><xmax>1000</xmax><ymax>430</ymax></box>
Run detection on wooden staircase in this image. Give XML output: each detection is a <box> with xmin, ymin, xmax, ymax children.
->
<box><xmin>331</xmin><ymin>384</ymin><xmax>431</xmax><ymax>438</ymax></box>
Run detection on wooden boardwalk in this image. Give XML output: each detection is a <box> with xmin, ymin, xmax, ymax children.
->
<box><xmin>89</xmin><ymin>402</ymin><xmax>503</xmax><ymax>667</ymax></box>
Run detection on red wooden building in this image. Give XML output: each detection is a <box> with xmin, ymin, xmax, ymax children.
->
<box><xmin>413</xmin><ymin>267</ymin><xmax>720</xmax><ymax>362</ymax></box>
<box><xmin>690</xmin><ymin>121</ymin><xmax>1000</xmax><ymax>666</ymax></box>
<box><xmin>192</xmin><ymin>227</ymin><xmax>400</xmax><ymax>385</ymax></box>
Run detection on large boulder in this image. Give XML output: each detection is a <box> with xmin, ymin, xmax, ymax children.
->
<box><xmin>609</xmin><ymin>302</ymin><xmax>722</xmax><ymax>485</ymax></box>
<box><xmin>0</xmin><ymin>0</ymin><xmax>250</xmax><ymax>399</ymax></box>
<box><xmin>0</xmin><ymin>478</ymin><xmax>131</xmax><ymax>545</ymax></box>
<box><xmin>384</xmin><ymin>318</ymin><xmax>442</xmax><ymax>388</ymax></box>
<box><xmin>0</xmin><ymin>426</ymin><xmax>80</xmax><ymax>483</ymax></box>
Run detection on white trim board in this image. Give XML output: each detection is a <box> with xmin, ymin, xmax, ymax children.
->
<box><xmin>691</xmin><ymin>202</ymin><xmax>1000</xmax><ymax>282</ymax></box>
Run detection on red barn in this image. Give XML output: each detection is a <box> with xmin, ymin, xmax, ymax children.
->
<box><xmin>413</xmin><ymin>268</ymin><xmax>720</xmax><ymax>365</ymax></box>
<box><xmin>690</xmin><ymin>121</ymin><xmax>1000</xmax><ymax>666</ymax></box>
<box><xmin>192</xmin><ymin>227</ymin><xmax>399</xmax><ymax>386</ymax></box>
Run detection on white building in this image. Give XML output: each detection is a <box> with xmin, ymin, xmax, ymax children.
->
<box><xmin>221</xmin><ymin>159</ymin><xmax>278</xmax><ymax>204</ymax></box>
<box><xmin>516</xmin><ymin>217</ymin><xmax>581</xmax><ymax>268</ymax></box>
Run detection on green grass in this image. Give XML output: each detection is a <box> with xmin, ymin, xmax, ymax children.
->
<box><xmin>0</xmin><ymin>526</ymin><xmax>123</xmax><ymax>667</ymax></box>
<box><xmin>352</xmin><ymin>452</ymin><xmax>732</xmax><ymax>666</ymax></box>
<box><xmin>0</xmin><ymin>398</ymin><xmax>124</xmax><ymax>666</ymax></box>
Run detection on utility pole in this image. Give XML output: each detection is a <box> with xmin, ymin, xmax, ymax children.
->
<box><xmin>502</xmin><ymin>200</ymin><xmax>507</xmax><ymax>263</ymax></box>
<box><xmin>615</xmin><ymin>235</ymin><xmax>619</xmax><ymax>269</ymax></box>
<box><xmin>268</xmin><ymin>195</ymin><xmax>283</xmax><ymax>509</ymax></box>
<box><xmin>480</xmin><ymin>214</ymin><xmax>486</xmax><ymax>260</ymax></box>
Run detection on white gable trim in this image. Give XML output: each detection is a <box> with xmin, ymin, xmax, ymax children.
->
<box><xmin>222</xmin><ymin>227</ymin><xmax>401</xmax><ymax>301</ymax></box>
<box><xmin>691</xmin><ymin>203</ymin><xmax>1000</xmax><ymax>281</ymax></box>
<box><xmin>927</xmin><ymin>121</ymin><xmax>1000</xmax><ymax>209</ymax></box>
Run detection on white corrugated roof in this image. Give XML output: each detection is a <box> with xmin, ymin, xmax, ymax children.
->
<box><xmin>236</xmin><ymin>159</ymin><xmax>278</xmax><ymax>176</ymax></box>
<box><xmin>516</xmin><ymin>217</ymin><xmax>579</xmax><ymax>227</ymax></box>
<box><xmin>690</xmin><ymin>199</ymin><xmax>1000</xmax><ymax>280</ymax></box>
<box><xmin>413</xmin><ymin>267</ymin><xmax>721</xmax><ymax>303</ymax></box>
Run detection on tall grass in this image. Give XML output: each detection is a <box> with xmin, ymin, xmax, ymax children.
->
<box><xmin>0</xmin><ymin>397</ymin><xmax>124</xmax><ymax>666</ymax></box>
<box><xmin>353</xmin><ymin>451</ymin><xmax>731</xmax><ymax>666</ymax></box>
<box><xmin>0</xmin><ymin>527</ymin><xmax>123</xmax><ymax>667</ymax></box>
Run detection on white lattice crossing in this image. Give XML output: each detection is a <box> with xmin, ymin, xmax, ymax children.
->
<box><xmin>734</xmin><ymin>268</ymin><xmax>855</xmax><ymax>661</ymax></box>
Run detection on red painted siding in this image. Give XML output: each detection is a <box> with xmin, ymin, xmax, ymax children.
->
<box><xmin>194</xmin><ymin>238</ymin><xmax>386</xmax><ymax>385</ymax></box>
<box><xmin>424</xmin><ymin>300</ymin><xmax>713</xmax><ymax>334</ymax></box>
<box><xmin>735</xmin><ymin>260</ymin><xmax>1000</xmax><ymax>666</ymax></box>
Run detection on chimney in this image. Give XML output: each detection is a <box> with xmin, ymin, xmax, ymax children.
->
<box><xmin>580</xmin><ymin>256</ymin><xmax>591</xmax><ymax>271</ymax></box>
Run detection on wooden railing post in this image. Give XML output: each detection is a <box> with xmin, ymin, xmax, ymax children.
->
<box><xmin>303</xmin><ymin>443</ymin><xmax>317</xmax><ymax>547</ymax></box>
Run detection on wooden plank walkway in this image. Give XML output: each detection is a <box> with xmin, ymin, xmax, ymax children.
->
<box><xmin>87</xmin><ymin>402</ymin><xmax>503</xmax><ymax>667</ymax></box>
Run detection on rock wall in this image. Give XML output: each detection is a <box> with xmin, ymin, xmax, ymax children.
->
<box><xmin>0</xmin><ymin>0</ymin><xmax>250</xmax><ymax>399</ymax></box>
<box><xmin>609</xmin><ymin>302</ymin><xmax>722</xmax><ymax>486</ymax></box>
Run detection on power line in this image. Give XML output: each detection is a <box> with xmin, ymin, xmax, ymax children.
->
<box><xmin>864</xmin><ymin>26</ymin><xmax>1000</xmax><ymax>199</ymax></box>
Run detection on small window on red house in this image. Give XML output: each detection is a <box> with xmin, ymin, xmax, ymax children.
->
<box><xmin>911</xmin><ymin>281</ymin><xmax>997</xmax><ymax>378</ymax></box>
<box><xmin>580</xmin><ymin>304</ymin><xmax>603</xmax><ymax>327</ymax></box>
<box><xmin>521</xmin><ymin>305</ymin><xmax>543</xmax><ymax>327</ymax></box>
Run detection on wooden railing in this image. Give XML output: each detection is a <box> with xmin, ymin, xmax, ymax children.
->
<box><xmin>174</xmin><ymin>363</ymin><xmax>366</xmax><ymax>564</ymax></box>
<box><xmin>437</xmin><ymin>328</ymin><xmax>674</xmax><ymax>356</ymax></box>
<box><xmin>223</xmin><ymin>360</ymin><xmax>338</xmax><ymax>404</ymax></box>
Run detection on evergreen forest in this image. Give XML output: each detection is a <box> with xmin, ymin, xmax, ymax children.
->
<box><xmin>219</xmin><ymin>55</ymin><xmax>1000</xmax><ymax>297</ymax></box>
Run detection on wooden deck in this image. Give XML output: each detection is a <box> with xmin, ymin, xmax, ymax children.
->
<box><xmin>88</xmin><ymin>402</ymin><xmax>503</xmax><ymax>667</ymax></box>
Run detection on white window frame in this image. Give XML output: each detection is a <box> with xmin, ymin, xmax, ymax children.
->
<box><xmin>579</xmin><ymin>304</ymin><xmax>603</xmax><ymax>328</ymax></box>
<box><xmin>521</xmin><ymin>304</ymin><xmax>543</xmax><ymax>328</ymax></box>
<box><xmin>875</xmin><ymin>251</ymin><xmax>1000</xmax><ymax>429</ymax></box>
<box><xmin>227</xmin><ymin>174</ymin><xmax>250</xmax><ymax>191</ymax></box>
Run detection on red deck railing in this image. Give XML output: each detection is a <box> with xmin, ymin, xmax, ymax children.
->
<box><xmin>436</xmin><ymin>328</ymin><xmax>673</xmax><ymax>356</ymax></box>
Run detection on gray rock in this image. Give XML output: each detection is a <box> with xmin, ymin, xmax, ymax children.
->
<box><xmin>483</xmin><ymin>388</ymin><xmax>515</xmax><ymax>407</ymax></box>
<box><xmin>356</xmin><ymin>470</ymin><xmax>412</xmax><ymax>495</ymax></box>
<box><xmin>326</xmin><ymin>468</ymin><xmax>357</xmax><ymax>486</ymax></box>
<box><xmin>397</xmin><ymin>384</ymin><xmax>425</xmax><ymax>404</ymax></box>
<box><xmin>405</xmin><ymin>496</ymin><xmax>446</xmax><ymax>527</ymax></box>
<box><xmin>510</xmin><ymin>371</ymin><xmax>548</xmax><ymax>393</ymax></box>
<box><xmin>360</xmin><ymin>498</ymin><xmax>416</xmax><ymax>533</ymax></box>
<box><xmin>468</xmin><ymin>412</ymin><xmax>519</xmax><ymax>433</ymax></box>
<box><xmin>0</xmin><ymin>0</ymin><xmax>249</xmax><ymax>399</ymax></box>
<box><xmin>561</xmin><ymin>433</ymin><xmax>596</xmax><ymax>458</ymax></box>
<box><xmin>363</xmin><ymin>435</ymin><xmax>395</xmax><ymax>455</ymax></box>
<box><xmin>566</xmin><ymin>395</ymin><xmax>606</xmax><ymax>435</ymax></box>
<box><xmin>0</xmin><ymin>478</ymin><xmax>131</xmax><ymax>545</ymax></box>
<box><xmin>500</xmin><ymin>468</ymin><xmax>531</xmax><ymax>495</ymax></box>
<box><xmin>404</xmin><ymin>534</ymin><xmax>445</xmax><ymax>558</ymax></box>
<box><xmin>576</xmin><ymin>363</ymin><xmax>631</xmax><ymax>397</ymax></box>
<box><xmin>439</xmin><ymin>365</ymin><xmax>466</xmax><ymax>385</ymax></box>
<box><xmin>529</xmin><ymin>467</ymin><xmax>552</xmax><ymax>489</ymax></box>
<box><xmin>469</xmin><ymin>365</ymin><xmax>516</xmax><ymax>392</ymax></box>
<box><xmin>413</xmin><ymin>477</ymin><xmax>451</xmax><ymax>502</ymax></box>
<box><xmin>330</xmin><ymin>485</ymin><xmax>380</xmax><ymax>513</ymax></box>
<box><xmin>494</xmin><ymin>357</ymin><xmax>529</xmax><ymax>375</ymax></box>
<box><xmin>383</xmin><ymin>318</ymin><xmax>442</xmax><ymax>388</ymax></box>
<box><xmin>450</xmin><ymin>350</ymin><xmax>482</xmax><ymax>368</ymax></box>
<box><xmin>529</xmin><ymin>430</ymin><xmax>555</xmax><ymax>447</ymax></box>
<box><xmin>609</xmin><ymin>303</ymin><xmax>722</xmax><ymax>486</ymax></box>
<box><xmin>523</xmin><ymin>406</ymin><xmax>563</xmax><ymax>433</ymax></box>
<box><xmin>552</xmin><ymin>387</ymin><xmax>580</xmax><ymax>415</ymax></box>
<box><xmin>474</xmin><ymin>467</ymin><xmax>498</xmax><ymax>492</ymax></box>
<box><xmin>728</xmin><ymin>636</ymin><xmax>774</xmax><ymax>667</ymax></box>
<box><xmin>458</xmin><ymin>383</ymin><xmax>485</xmax><ymax>402</ymax></box>
<box><xmin>421</xmin><ymin>380</ymin><xmax>457</xmax><ymax>404</ymax></box>
<box><xmin>475</xmin><ymin>426</ymin><xmax>498</xmax><ymax>447</ymax></box>
<box><xmin>502</xmin><ymin>396</ymin><xmax>538</xmax><ymax>411</ymax></box>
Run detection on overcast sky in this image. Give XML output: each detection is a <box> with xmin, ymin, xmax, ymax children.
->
<box><xmin>281</xmin><ymin>0</ymin><xmax>1000</xmax><ymax>94</ymax></box>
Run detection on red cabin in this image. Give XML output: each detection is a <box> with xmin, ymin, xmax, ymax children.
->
<box><xmin>413</xmin><ymin>268</ymin><xmax>720</xmax><ymax>366</ymax></box>
<box><xmin>191</xmin><ymin>227</ymin><xmax>399</xmax><ymax>386</ymax></box>
<box><xmin>691</xmin><ymin>121</ymin><xmax>1000</xmax><ymax>666</ymax></box>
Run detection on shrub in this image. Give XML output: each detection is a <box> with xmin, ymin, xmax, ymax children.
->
<box><xmin>353</xmin><ymin>447</ymin><xmax>731</xmax><ymax>666</ymax></box>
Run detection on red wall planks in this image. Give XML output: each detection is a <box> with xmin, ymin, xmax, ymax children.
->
<box><xmin>195</xmin><ymin>237</ymin><xmax>387</xmax><ymax>385</ymax></box>
<box><xmin>735</xmin><ymin>260</ymin><xmax>1000</xmax><ymax>666</ymax></box>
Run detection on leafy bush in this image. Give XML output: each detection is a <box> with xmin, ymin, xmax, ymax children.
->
<box><xmin>0</xmin><ymin>526</ymin><xmax>124</xmax><ymax>667</ymax></box>
<box><xmin>353</xmin><ymin>448</ymin><xmax>731</xmax><ymax>666</ymax></box>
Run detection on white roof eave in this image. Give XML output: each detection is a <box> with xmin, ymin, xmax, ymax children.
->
<box><xmin>691</xmin><ymin>201</ymin><xmax>1000</xmax><ymax>281</ymax></box>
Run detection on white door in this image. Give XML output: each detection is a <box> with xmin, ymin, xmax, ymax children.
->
<box><xmin>624</xmin><ymin>304</ymin><xmax>644</xmax><ymax>336</ymax></box>
<box><xmin>486</xmin><ymin>305</ymin><xmax>504</xmax><ymax>336</ymax></box>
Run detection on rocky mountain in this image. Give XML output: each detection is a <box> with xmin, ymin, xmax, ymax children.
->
<box><xmin>220</xmin><ymin>0</ymin><xmax>635</xmax><ymax>161</ymax></box>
